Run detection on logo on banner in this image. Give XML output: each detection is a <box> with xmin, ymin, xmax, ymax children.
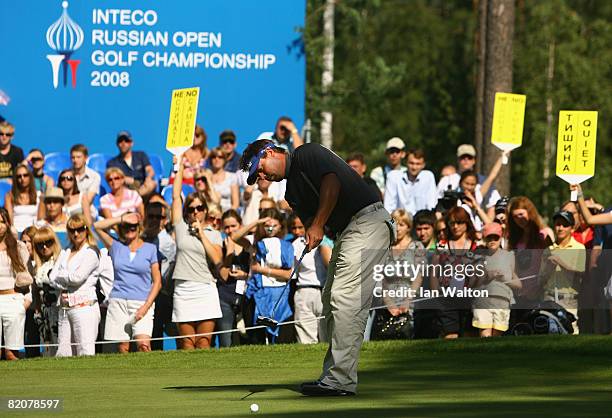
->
<box><xmin>46</xmin><ymin>1</ymin><xmax>84</xmax><ymax>89</ymax></box>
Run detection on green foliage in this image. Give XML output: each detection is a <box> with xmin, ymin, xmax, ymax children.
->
<box><xmin>304</xmin><ymin>0</ymin><xmax>611</xmax><ymax>211</ymax></box>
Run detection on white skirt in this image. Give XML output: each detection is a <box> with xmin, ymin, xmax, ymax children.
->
<box><xmin>172</xmin><ymin>280</ymin><xmax>222</xmax><ymax>323</ymax></box>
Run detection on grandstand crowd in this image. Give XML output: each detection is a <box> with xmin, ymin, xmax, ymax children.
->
<box><xmin>0</xmin><ymin>116</ymin><xmax>611</xmax><ymax>360</ymax></box>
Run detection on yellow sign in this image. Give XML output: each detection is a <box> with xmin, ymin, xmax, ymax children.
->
<box><xmin>556</xmin><ymin>110</ymin><xmax>598</xmax><ymax>185</ymax></box>
<box><xmin>491</xmin><ymin>92</ymin><xmax>526</xmax><ymax>151</ymax></box>
<box><xmin>166</xmin><ymin>87</ymin><xmax>200</xmax><ymax>154</ymax></box>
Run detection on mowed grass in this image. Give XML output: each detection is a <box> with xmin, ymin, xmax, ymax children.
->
<box><xmin>2</xmin><ymin>336</ymin><xmax>612</xmax><ymax>417</ymax></box>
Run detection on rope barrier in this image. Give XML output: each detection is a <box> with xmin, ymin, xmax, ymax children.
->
<box><xmin>1</xmin><ymin>274</ymin><xmax>540</xmax><ymax>350</ymax></box>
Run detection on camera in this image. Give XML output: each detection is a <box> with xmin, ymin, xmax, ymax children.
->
<box><xmin>188</xmin><ymin>225</ymin><xmax>199</xmax><ymax>236</ymax></box>
<box><xmin>265</xmin><ymin>226</ymin><xmax>275</xmax><ymax>235</ymax></box>
<box><xmin>436</xmin><ymin>189</ymin><xmax>466</xmax><ymax>211</ymax></box>
<box><xmin>495</xmin><ymin>196</ymin><xmax>510</xmax><ymax>215</ymax></box>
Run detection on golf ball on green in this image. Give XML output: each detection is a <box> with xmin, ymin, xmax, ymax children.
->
<box><xmin>250</xmin><ymin>403</ymin><xmax>259</xmax><ymax>413</ymax></box>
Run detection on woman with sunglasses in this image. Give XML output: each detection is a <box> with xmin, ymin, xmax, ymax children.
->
<box><xmin>49</xmin><ymin>214</ymin><xmax>101</xmax><ymax>356</ymax></box>
<box><xmin>5</xmin><ymin>164</ymin><xmax>38</xmax><ymax>232</ymax></box>
<box><xmin>431</xmin><ymin>207</ymin><xmax>479</xmax><ymax>339</ymax></box>
<box><xmin>169</xmin><ymin>124</ymin><xmax>209</xmax><ymax>186</ymax></box>
<box><xmin>54</xmin><ymin>168</ymin><xmax>95</xmax><ymax>223</ymax></box>
<box><xmin>24</xmin><ymin>149</ymin><xmax>54</xmax><ymax>194</ymax></box>
<box><xmin>94</xmin><ymin>212</ymin><xmax>161</xmax><ymax>352</ymax></box>
<box><xmin>31</xmin><ymin>226</ymin><xmax>62</xmax><ymax>356</ymax></box>
<box><xmin>100</xmin><ymin>167</ymin><xmax>144</xmax><ymax>220</ymax></box>
<box><xmin>207</xmin><ymin>147</ymin><xmax>239</xmax><ymax>212</ymax></box>
<box><xmin>0</xmin><ymin>209</ymin><xmax>34</xmax><ymax>360</ymax></box>
<box><xmin>171</xmin><ymin>157</ymin><xmax>223</xmax><ymax>349</ymax></box>
<box><xmin>192</xmin><ymin>168</ymin><xmax>220</xmax><ymax>207</ymax></box>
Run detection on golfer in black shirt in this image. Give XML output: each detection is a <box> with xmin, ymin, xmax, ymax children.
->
<box><xmin>240</xmin><ymin>140</ymin><xmax>394</xmax><ymax>396</ymax></box>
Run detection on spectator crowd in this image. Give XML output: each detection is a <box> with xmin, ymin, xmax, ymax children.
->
<box><xmin>0</xmin><ymin>117</ymin><xmax>611</xmax><ymax>360</ymax></box>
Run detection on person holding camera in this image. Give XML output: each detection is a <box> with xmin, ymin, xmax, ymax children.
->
<box><xmin>31</xmin><ymin>226</ymin><xmax>62</xmax><ymax>356</ymax></box>
<box><xmin>216</xmin><ymin>209</ymin><xmax>253</xmax><ymax>347</ymax></box>
<box><xmin>271</xmin><ymin>116</ymin><xmax>303</xmax><ymax>152</ymax></box>
<box><xmin>171</xmin><ymin>156</ymin><xmax>223</xmax><ymax>350</ymax></box>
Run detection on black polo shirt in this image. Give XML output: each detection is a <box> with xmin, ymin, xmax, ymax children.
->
<box><xmin>284</xmin><ymin>144</ymin><xmax>381</xmax><ymax>236</ymax></box>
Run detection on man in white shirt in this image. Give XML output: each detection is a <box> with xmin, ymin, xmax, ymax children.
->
<box><xmin>384</xmin><ymin>149</ymin><xmax>437</xmax><ymax>215</ymax></box>
<box><xmin>70</xmin><ymin>144</ymin><xmax>101</xmax><ymax>200</ymax></box>
<box><xmin>370</xmin><ymin>137</ymin><xmax>407</xmax><ymax>196</ymax></box>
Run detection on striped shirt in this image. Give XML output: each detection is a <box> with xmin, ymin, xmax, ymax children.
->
<box><xmin>100</xmin><ymin>188</ymin><xmax>142</xmax><ymax>218</ymax></box>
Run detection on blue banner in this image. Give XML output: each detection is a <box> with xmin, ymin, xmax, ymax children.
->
<box><xmin>0</xmin><ymin>0</ymin><xmax>305</xmax><ymax>172</ymax></box>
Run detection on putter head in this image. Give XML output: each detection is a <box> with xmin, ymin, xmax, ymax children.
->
<box><xmin>256</xmin><ymin>315</ymin><xmax>279</xmax><ymax>328</ymax></box>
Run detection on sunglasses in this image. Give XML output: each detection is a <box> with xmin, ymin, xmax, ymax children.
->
<box><xmin>211</xmin><ymin>155</ymin><xmax>225</xmax><ymax>160</ymax></box>
<box><xmin>30</xmin><ymin>157</ymin><xmax>44</xmax><ymax>163</ymax></box>
<box><xmin>60</xmin><ymin>176</ymin><xmax>74</xmax><ymax>182</ymax></box>
<box><xmin>107</xmin><ymin>176</ymin><xmax>123</xmax><ymax>182</ymax></box>
<box><xmin>484</xmin><ymin>235</ymin><xmax>501</xmax><ymax>241</ymax></box>
<box><xmin>0</xmin><ymin>132</ymin><xmax>14</xmax><ymax>137</ymax></box>
<box><xmin>386</xmin><ymin>148</ymin><xmax>402</xmax><ymax>154</ymax></box>
<box><xmin>16</xmin><ymin>173</ymin><xmax>29</xmax><ymax>179</ymax></box>
<box><xmin>67</xmin><ymin>225</ymin><xmax>87</xmax><ymax>234</ymax></box>
<box><xmin>117</xmin><ymin>137</ymin><xmax>132</xmax><ymax>144</ymax></box>
<box><xmin>45</xmin><ymin>199</ymin><xmax>64</xmax><ymax>205</ymax></box>
<box><xmin>187</xmin><ymin>204</ymin><xmax>206</xmax><ymax>214</ymax></box>
<box><xmin>221</xmin><ymin>139</ymin><xmax>235</xmax><ymax>144</ymax></box>
<box><xmin>459</xmin><ymin>155</ymin><xmax>475</xmax><ymax>160</ymax></box>
<box><xmin>207</xmin><ymin>216</ymin><xmax>221</xmax><ymax>223</ymax></box>
<box><xmin>195</xmin><ymin>176</ymin><xmax>207</xmax><ymax>183</ymax></box>
<box><xmin>120</xmin><ymin>223</ymin><xmax>139</xmax><ymax>232</ymax></box>
<box><xmin>35</xmin><ymin>239</ymin><xmax>55</xmax><ymax>250</ymax></box>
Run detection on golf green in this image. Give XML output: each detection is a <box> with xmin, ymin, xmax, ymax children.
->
<box><xmin>2</xmin><ymin>336</ymin><xmax>611</xmax><ymax>417</ymax></box>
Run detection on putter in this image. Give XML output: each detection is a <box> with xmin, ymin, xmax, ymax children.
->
<box><xmin>256</xmin><ymin>248</ymin><xmax>308</xmax><ymax>328</ymax></box>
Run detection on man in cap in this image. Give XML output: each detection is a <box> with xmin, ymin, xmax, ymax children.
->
<box><xmin>205</xmin><ymin>130</ymin><xmax>242</xmax><ymax>173</ymax></box>
<box><xmin>239</xmin><ymin>140</ymin><xmax>394</xmax><ymax>396</ymax></box>
<box><xmin>370</xmin><ymin>137</ymin><xmax>407</xmax><ymax>197</ymax></box>
<box><xmin>107</xmin><ymin>131</ymin><xmax>157</xmax><ymax>197</ymax></box>
<box><xmin>538</xmin><ymin>210</ymin><xmax>586</xmax><ymax>333</ymax></box>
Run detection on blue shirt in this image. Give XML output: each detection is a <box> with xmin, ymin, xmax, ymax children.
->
<box><xmin>107</xmin><ymin>151</ymin><xmax>151</xmax><ymax>182</ymax></box>
<box><xmin>109</xmin><ymin>240</ymin><xmax>158</xmax><ymax>301</ymax></box>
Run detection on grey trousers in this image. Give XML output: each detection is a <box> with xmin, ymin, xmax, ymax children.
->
<box><xmin>319</xmin><ymin>203</ymin><xmax>392</xmax><ymax>392</ymax></box>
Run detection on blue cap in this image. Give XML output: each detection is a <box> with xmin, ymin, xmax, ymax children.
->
<box><xmin>246</xmin><ymin>143</ymin><xmax>274</xmax><ymax>185</ymax></box>
<box><xmin>116</xmin><ymin>130</ymin><xmax>133</xmax><ymax>142</ymax></box>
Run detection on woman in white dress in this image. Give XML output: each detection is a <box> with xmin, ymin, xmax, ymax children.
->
<box><xmin>49</xmin><ymin>214</ymin><xmax>100</xmax><ymax>356</ymax></box>
<box><xmin>0</xmin><ymin>209</ymin><xmax>33</xmax><ymax>360</ymax></box>
<box><xmin>171</xmin><ymin>156</ymin><xmax>223</xmax><ymax>349</ymax></box>
<box><xmin>4</xmin><ymin>164</ymin><xmax>38</xmax><ymax>233</ymax></box>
